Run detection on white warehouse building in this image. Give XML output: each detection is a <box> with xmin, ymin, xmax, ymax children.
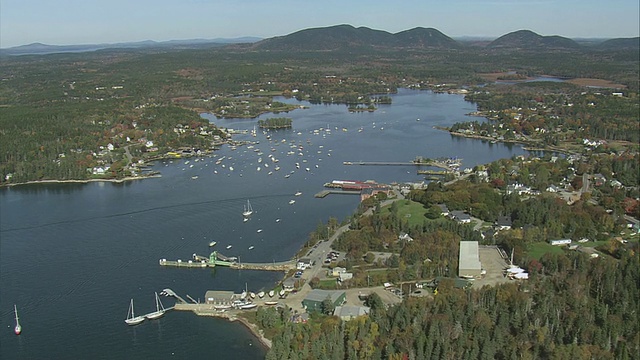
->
<box><xmin>459</xmin><ymin>241</ymin><xmax>482</xmax><ymax>278</ymax></box>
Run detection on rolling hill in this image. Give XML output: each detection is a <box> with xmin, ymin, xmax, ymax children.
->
<box><xmin>487</xmin><ymin>30</ymin><xmax>581</xmax><ymax>50</ymax></box>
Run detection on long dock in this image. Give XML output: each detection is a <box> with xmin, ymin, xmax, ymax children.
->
<box><xmin>343</xmin><ymin>160</ymin><xmax>454</xmax><ymax>170</ymax></box>
<box><xmin>314</xmin><ymin>190</ymin><xmax>362</xmax><ymax>198</ymax></box>
<box><xmin>159</xmin><ymin>251</ymin><xmax>296</xmax><ymax>271</ymax></box>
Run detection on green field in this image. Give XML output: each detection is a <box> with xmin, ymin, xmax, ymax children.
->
<box><xmin>384</xmin><ymin>199</ymin><xmax>429</xmax><ymax>228</ymax></box>
<box><xmin>526</xmin><ymin>242</ymin><xmax>565</xmax><ymax>260</ymax></box>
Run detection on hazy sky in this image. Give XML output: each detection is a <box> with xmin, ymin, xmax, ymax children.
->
<box><xmin>1</xmin><ymin>0</ymin><xmax>638</xmax><ymax>48</ymax></box>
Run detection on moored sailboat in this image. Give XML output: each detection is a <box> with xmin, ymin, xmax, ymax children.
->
<box><xmin>242</xmin><ymin>200</ymin><xmax>253</xmax><ymax>217</ymax></box>
<box><xmin>14</xmin><ymin>305</ymin><xmax>21</xmax><ymax>335</ymax></box>
<box><xmin>125</xmin><ymin>299</ymin><xmax>145</xmax><ymax>326</ymax></box>
<box><xmin>145</xmin><ymin>292</ymin><xmax>166</xmax><ymax>320</ymax></box>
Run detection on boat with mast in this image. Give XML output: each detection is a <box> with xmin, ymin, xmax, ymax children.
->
<box><xmin>145</xmin><ymin>292</ymin><xmax>166</xmax><ymax>320</ymax></box>
<box><xmin>125</xmin><ymin>299</ymin><xmax>145</xmax><ymax>326</ymax></box>
<box><xmin>14</xmin><ymin>305</ymin><xmax>21</xmax><ymax>335</ymax></box>
<box><xmin>242</xmin><ymin>200</ymin><xmax>253</xmax><ymax>217</ymax></box>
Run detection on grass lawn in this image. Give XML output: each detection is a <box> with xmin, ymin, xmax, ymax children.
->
<box><xmin>318</xmin><ymin>279</ymin><xmax>338</xmax><ymax>289</ymax></box>
<box><xmin>383</xmin><ymin>199</ymin><xmax>429</xmax><ymax>228</ymax></box>
<box><xmin>527</xmin><ymin>242</ymin><xmax>565</xmax><ymax>260</ymax></box>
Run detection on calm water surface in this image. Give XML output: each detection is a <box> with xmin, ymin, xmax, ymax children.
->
<box><xmin>0</xmin><ymin>89</ymin><xmax>527</xmax><ymax>359</ymax></box>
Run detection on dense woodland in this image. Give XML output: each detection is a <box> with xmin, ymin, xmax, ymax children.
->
<box><xmin>261</xmin><ymin>171</ymin><xmax>639</xmax><ymax>359</ymax></box>
<box><xmin>261</xmin><ymin>251</ymin><xmax>637</xmax><ymax>359</ymax></box>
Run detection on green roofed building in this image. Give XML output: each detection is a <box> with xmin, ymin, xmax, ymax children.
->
<box><xmin>302</xmin><ymin>289</ymin><xmax>346</xmax><ymax>313</ymax></box>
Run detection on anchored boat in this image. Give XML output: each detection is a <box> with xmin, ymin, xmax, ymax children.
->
<box><xmin>145</xmin><ymin>292</ymin><xmax>166</xmax><ymax>320</ymax></box>
<box><xmin>125</xmin><ymin>299</ymin><xmax>145</xmax><ymax>326</ymax></box>
<box><xmin>14</xmin><ymin>305</ymin><xmax>21</xmax><ymax>335</ymax></box>
<box><xmin>242</xmin><ymin>200</ymin><xmax>253</xmax><ymax>217</ymax></box>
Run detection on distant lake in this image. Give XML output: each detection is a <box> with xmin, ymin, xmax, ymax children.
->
<box><xmin>1</xmin><ymin>89</ymin><xmax>528</xmax><ymax>359</ymax></box>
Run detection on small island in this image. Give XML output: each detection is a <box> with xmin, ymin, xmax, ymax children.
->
<box><xmin>257</xmin><ymin>117</ymin><xmax>293</xmax><ymax>129</ymax></box>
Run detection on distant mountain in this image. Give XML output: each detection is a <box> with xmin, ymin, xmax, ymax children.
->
<box><xmin>394</xmin><ymin>27</ymin><xmax>462</xmax><ymax>49</ymax></box>
<box><xmin>253</xmin><ymin>24</ymin><xmax>461</xmax><ymax>51</ymax></box>
<box><xmin>487</xmin><ymin>30</ymin><xmax>580</xmax><ymax>50</ymax></box>
<box><xmin>0</xmin><ymin>37</ymin><xmax>262</xmax><ymax>56</ymax></box>
<box><xmin>596</xmin><ymin>37</ymin><xmax>640</xmax><ymax>50</ymax></box>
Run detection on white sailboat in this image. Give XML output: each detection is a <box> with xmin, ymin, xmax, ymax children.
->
<box><xmin>242</xmin><ymin>200</ymin><xmax>253</xmax><ymax>217</ymax></box>
<box><xmin>14</xmin><ymin>305</ymin><xmax>21</xmax><ymax>335</ymax></box>
<box><xmin>125</xmin><ymin>299</ymin><xmax>145</xmax><ymax>326</ymax></box>
<box><xmin>145</xmin><ymin>292</ymin><xmax>166</xmax><ymax>320</ymax></box>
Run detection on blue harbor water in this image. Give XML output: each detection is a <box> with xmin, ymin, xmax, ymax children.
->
<box><xmin>0</xmin><ymin>89</ymin><xmax>528</xmax><ymax>359</ymax></box>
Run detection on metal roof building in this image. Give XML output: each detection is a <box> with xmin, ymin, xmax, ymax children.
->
<box><xmin>458</xmin><ymin>241</ymin><xmax>482</xmax><ymax>278</ymax></box>
<box><xmin>302</xmin><ymin>289</ymin><xmax>346</xmax><ymax>313</ymax></box>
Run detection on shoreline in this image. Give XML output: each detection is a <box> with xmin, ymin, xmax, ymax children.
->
<box><xmin>438</xmin><ymin>128</ymin><xmax>574</xmax><ymax>155</ymax></box>
<box><xmin>175</xmin><ymin>305</ymin><xmax>272</xmax><ymax>350</ymax></box>
<box><xmin>2</xmin><ymin>174</ymin><xmax>162</xmax><ymax>188</ymax></box>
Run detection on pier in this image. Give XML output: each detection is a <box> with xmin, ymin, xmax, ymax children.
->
<box><xmin>162</xmin><ymin>288</ymin><xmax>188</xmax><ymax>304</ymax></box>
<box><xmin>417</xmin><ymin>169</ymin><xmax>451</xmax><ymax>175</ymax></box>
<box><xmin>314</xmin><ymin>189</ymin><xmax>361</xmax><ymax>198</ymax></box>
<box><xmin>159</xmin><ymin>251</ymin><xmax>296</xmax><ymax>271</ymax></box>
<box><xmin>343</xmin><ymin>160</ymin><xmax>455</xmax><ymax>170</ymax></box>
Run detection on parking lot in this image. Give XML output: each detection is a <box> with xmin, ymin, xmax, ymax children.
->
<box><xmin>472</xmin><ymin>245</ymin><xmax>510</xmax><ymax>288</ymax></box>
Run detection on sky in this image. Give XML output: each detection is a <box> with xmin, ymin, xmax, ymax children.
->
<box><xmin>1</xmin><ymin>0</ymin><xmax>639</xmax><ymax>48</ymax></box>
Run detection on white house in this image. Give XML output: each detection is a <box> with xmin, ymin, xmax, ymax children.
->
<box><xmin>297</xmin><ymin>258</ymin><xmax>312</xmax><ymax>270</ymax></box>
<box><xmin>549</xmin><ymin>239</ymin><xmax>572</xmax><ymax>246</ymax></box>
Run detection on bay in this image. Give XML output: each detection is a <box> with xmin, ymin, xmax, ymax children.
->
<box><xmin>0</xmin><ymin>89</ymin><xmax>527</xmax><ymax>359</ymax></box>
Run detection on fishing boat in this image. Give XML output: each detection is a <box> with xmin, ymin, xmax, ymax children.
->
<box><xmin>242</xmin><ymin>200</ymin><xmax>253</xmax><ymax>217</ymax></box>
<box><xmin>145</xmin><ymin>292</ymin><xmax>166</xmax><ymax>320</ymax></box>
<box><xmin>14</xmin><ymin>305</ymin><xmax>21</xmax><ymax>335</ymax></box>
<box><xmin>209</xmin><ymin>241</ymin><xmax>217</xmax><ymax>247</ymax></box>
<box><xmin>125</xmin><ymin>299</ymin><xmax>145</xmax><ymax>326</ymax></box>
<box><xmin>268</xmin><ymin>290</ymin><xmax>275</xmax><ymax>298</ymax></box>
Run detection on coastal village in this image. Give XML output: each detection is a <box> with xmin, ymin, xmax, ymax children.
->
<box><xmin>134</xmin><ymin>117</ymin><xmax>638</xmax><ymax>348</ymax></box>
<box><xmin>2</xmin><ymin>22</ymin><xmax>638</xmax><ymax>358</ymax></box>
